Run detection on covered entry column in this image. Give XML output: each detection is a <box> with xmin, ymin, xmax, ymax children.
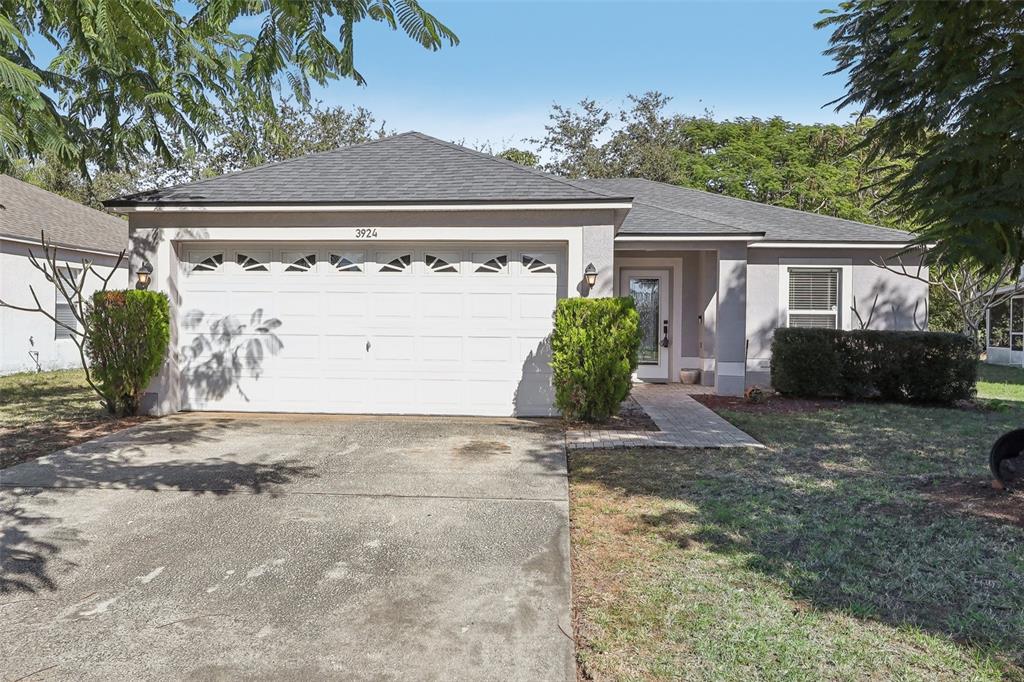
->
<box><xmin>715</xmin><ymin>244</ymin><xmax>748</xmax><ymax>396</ymax></box>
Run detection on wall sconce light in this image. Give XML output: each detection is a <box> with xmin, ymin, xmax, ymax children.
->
<box><xmin>584</xmin><ymin>263</ymin><xmax>598</xmax><ymax>288</ymax></box>
<box><xmin>136</xmin><ymin>260</ymin><xmax>153</xmax><ymax>290</ymax></box>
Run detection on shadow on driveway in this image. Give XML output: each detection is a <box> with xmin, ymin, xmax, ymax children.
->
<box><xmin>2</xmin><ymin>417</ymin><xmax>318</xmax><ymax>594</ymax></box>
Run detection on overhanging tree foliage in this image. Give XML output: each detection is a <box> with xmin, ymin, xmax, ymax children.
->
<box><xmin>10</xmin><ymin>99</ymin><xmax>392</xmax><ymax>208</ymax></box>
<box><xmin>818</xmin><ymin>0</ymin><xmax>1024</xmax><ymax>274</ymax></box>
<box><xmin>0</xmin><ymin>0</ymin><xmax>456</xmax><ymax>175</ymax></box>
<box><xmin>535</xmin><ymin>92</ymin><xmax>908</xmax><ymax>228</ymax></box>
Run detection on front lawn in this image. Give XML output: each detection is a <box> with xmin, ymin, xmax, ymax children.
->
<box><xmin>0</xmin><ymin>369</ymin><xmax>147</xmax><ymax>468</ymax></box>
<box><xmin>978</xmin><ymin>362</ymin><xmax>1024</xmax><ymax>402</ymax></box>
<box><xmin>571</xmin><ymin>390</ymin><xmax>1024</xmax><ymax>679</ymax></box>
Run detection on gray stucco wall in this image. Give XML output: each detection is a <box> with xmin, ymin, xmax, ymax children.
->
<box><xmin>745</xmin><ymin>247</ymin><xmax>929</xmax><ymax>386</ymax></box>
<box><xmin>582</xmin><ymin>223</ymin><xmax>615</xmax><ymax>297</ymax></box>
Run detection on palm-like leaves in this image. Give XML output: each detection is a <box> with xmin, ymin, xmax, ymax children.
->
<box><xmin>819</xmin><ymin>1</ymin><xmax>1024</xmax><ymax>274</ymax></box>
<box><xmin>0</xmin><ymin>0</ymin><xmax>457</xmax><ymax>174</ymax></box>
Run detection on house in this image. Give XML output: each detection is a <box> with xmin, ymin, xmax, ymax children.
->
<box><xmin>105</xmin><ymin>132</ymin><xmax>927</xmax><ymax>416</ymax></box>
<box><xmin>1</xmin><ymin>175</ymin><xmax>128</xmax><ymax>375</ymax></box>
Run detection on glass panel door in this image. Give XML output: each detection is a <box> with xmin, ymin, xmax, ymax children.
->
<box><xmin>630</xmin><ymin>277</ymin><xmax>660</xmax><ymax>365</ymax></box>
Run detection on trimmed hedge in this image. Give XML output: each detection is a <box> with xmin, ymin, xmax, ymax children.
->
<box><xmin>771</xmin><ymin>328</ymin><xmax>976</xmax><ymax>403</ymax></box>
<box><xmin>551</xmin><ymin>297</ymin><xmax>641</xmax><ymax>422</ymax></box>
<box><xmin>86</xmin><ymin>290</ymin><xmax>170</xmax><ymax>415</ymax></box>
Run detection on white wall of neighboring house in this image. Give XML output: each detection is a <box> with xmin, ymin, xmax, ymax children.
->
<box><xmin>0</xmin><ymin>239</ymin><xmax>128</xmax><ymax>375</ymax></box>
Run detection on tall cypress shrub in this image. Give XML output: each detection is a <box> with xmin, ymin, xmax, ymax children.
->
<box><xmin>551</xmin><ymin>297</ymin><xmax>641</xmax><ymax>421</ymax></box>
<box><xmin>86</xmin><ymin>290</ymin><xmax>170</xmax><ymax>415</ymax></box>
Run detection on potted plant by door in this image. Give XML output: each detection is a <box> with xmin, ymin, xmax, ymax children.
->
<box><xmin>679</xmin><ymin>369</ymin><xmax>701</xmax><ymax>384</ymax></box>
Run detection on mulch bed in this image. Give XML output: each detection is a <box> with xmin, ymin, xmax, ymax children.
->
<box><xmin>0</xmin><ymin>416</ymin><xmax>150</xmax><ymax>469</ymax></box>
<box><xmin>566</xmin><ymin>397</ymin><xmax>660</xmax><ymax>432</ymax></box>
<box><xmin>916</xmin><ymin>478</ymin><xmax>1024</xmax><ymax>528</ymax></box>
<box><xmin>692</xmin><ymin>393</ymin><xmax>844</xmax><ymax>414</ymax></box>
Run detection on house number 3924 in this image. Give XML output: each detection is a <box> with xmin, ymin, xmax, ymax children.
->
<box><xmin>355</xmin><ymin>228</ymin><xmax>378</xmax><ymax>239</ymax></box>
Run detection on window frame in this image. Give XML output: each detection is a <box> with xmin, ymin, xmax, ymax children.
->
<box><xmin>786</xmin><ymin>267</ymin><xmax>840</xmax><ymax>329</ymax></box>
<box><xmin>778</xmin><ymin>258</ymin><xmax>853</xmax><ymax>331</ymax></box>
<box><xmin>54</xmin><ymin>264</ymin><xmax>82</xmax><ymax>340</ymax></box>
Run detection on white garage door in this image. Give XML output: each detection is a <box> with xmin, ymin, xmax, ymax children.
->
<box><xmin>178</xmin><ymin>242</ymin><xmax>565</xmax><ymax>416</ymax></box>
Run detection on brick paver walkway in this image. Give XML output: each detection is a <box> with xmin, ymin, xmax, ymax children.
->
<box><xmin>565</xmin><ymin>383</ymin><xmax>763</xmax><ymax>450</ymax></box>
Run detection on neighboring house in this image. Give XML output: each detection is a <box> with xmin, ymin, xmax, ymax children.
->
<box><xmin>105</xmin><ymin>132</ymin><xmax>927</xmax><ymax>417</ymax></box>
<box><xmin>1</xmin><ymin>175</ymin><xmax>128</xmax><ymax>375</ymax></box>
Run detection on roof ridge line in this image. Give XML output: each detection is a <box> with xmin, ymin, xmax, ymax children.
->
<box><xmin>629</xmin><ymin>198</ymin><xmax>756</xmax><ymax>234</ymax></box>
<box><xmin>619</xmin><ymin>177</ymin><xmax>911</xmax><ymax>235</ymax></box>
<box><xmin>577</xmin><ymin>178</ymin><xmax>754</xmax><ymax>233</ymax></box>
<box><xmin>406</xmin><ymin>132</ymin><xmax>632</xmax><ymax>201</ymax></box>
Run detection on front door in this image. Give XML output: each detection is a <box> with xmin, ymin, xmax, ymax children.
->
<box><xmin>621</xmin><ymin>269</ymin><xmax>670</xmax><ymax>382</ymax></box>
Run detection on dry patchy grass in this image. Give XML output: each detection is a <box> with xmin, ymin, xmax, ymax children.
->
<box><xmin>0</xmin><ymin>369</ymin><xmax>147</xmax><ymax>468</ymax></box>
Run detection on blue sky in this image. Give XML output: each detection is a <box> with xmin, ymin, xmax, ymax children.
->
<box><xmin>307</xmin><ymin>0</ymin><xmax>853</xmax><ymax>149</ymax></box>
<box><xmin>26</xmin><ymin>1</ymin><xmax>852</xmax><ymax>151</ymax></box>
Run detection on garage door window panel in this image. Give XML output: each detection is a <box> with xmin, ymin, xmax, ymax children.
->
<box><xmin>330</xmin><ymin>252</ymin><xmax>364</xmax><ymax>273</ymax></box>
<box><xmin>236</xmin><ymin>252</ymin><xmax>270</xmax><ymax>273</ymax></box>
<box><xmin>474</xmin><ymin>254</ymin><xmax>508</xmax><ymax>274</ymax></box>
<box><xmin>284</xmin><ymin>253</ymin><xmax>318</xmax><ymax>273</ymax></box>
<box><xmin>189</xmin><ymin>252</ymin><xmax>224</xmax><ymax>275</ymax></box>
<box><xmin>379</xmin><ymin>253</ymin><xmax>412</xmax><ymax>273</ymax></box>
<box><xmin>425</xmin><ymin>253</ymin><xmax>459</xmax><ymax>274</ymax></box>
<box><xmin>521</xmin><ymin>254</ymin><xmax>556</xmax><ymax>275</ymax></box>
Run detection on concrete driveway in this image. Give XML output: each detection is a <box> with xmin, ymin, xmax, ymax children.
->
<box><xmin>0</xmin><ymin>414</ymin><xmax>573</xmax><ymax>681</ymax></box>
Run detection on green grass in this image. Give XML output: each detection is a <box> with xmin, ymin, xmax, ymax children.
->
<box><xmin>0</xmin><ymin>369</ymin><xmax>105</xmax><ymax>429</ymax></box>
<box><xmin>978</xmin><ymin>362</ymin><xmax>1024</xmax><ymax>402</ymax></box>
<box><xmin>0</xmin><ymin>369</ymin><xmax>141</xmax><ymax>468</ymax></box>
<box><xmin>571</xmin><ymin>387</ymin><xmax>1024</xmax><ymax>679</ymax></box>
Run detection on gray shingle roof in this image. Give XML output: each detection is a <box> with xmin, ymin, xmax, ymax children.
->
<box><xmin>106</xmin><ymin>132</ymin><xmax>627</xmax><ymax>207</ymax></box>
<box><xmin>0</xmin><ymin>174</ymin><xmax>127</xmax><ymax>254</ymax></box>
<box><xmin>574</xmin><ymin>177</ymin><xmax>913</xmax><ymax>243</ymax></box>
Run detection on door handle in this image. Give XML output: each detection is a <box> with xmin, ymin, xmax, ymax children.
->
<box><xmin>660</xmin><ymin>320</ymin><xmax>670</xmax><ymax>348</ymax></box>
<box><xmin>366</xmin><ymin>340</ymin><xmax>371</xmax><ymax>352</ymax></box>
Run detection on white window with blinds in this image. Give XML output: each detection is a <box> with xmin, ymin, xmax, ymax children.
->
<box><xmin>54</xmin><ymin>267</ymin><xmax>81</xmax><ymax>340</ymax></box>
<box><xmin>787</xmin><ymin>268</ymin><xmax>840</xmax><ymax>329</ymax></box>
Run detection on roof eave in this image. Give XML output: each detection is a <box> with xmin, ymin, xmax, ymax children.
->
<box><xmin>105</xmin><ymin>197</ymin><xmax>634</xmax><ymax>212</ymax></box>
<box><xmin>0</xmin><ymin>232</ymin><xmax>126</xmax><ymax>257</ymax></box>
<box><xmin>617</xmin><ymin>231</ymin><xmax>765</xmax><ymax>238</ymax></box>
<box><xmin>748</xmin><ymin>240</ymin><xmax>919</xmax><ymax>249</ymax></box>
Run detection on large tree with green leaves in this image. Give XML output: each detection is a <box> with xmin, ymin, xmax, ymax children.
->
<box><xmin>818</xmin><ymin>0</ymin><xmax>1024</xmax><ymax>273</ymax></box>
<box><xmin>0</xmin><ymin>0</ymin><xmax>456</xmax><ymax>175</ymax></box>
<box><xmin>10</xmin><ymin>99</ymin><xmax>391</xmax><ymax>207</ymax></box>
<box><xmin>534</xmin><ymin>92</ymin><xmax>906</xmax><ymax>227</ymax></box>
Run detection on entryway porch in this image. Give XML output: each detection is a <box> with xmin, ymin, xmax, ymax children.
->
<box><xmin>613</xmin><ymin>239</ymin><xmax>753</xmax><ymax>396</ymax></box>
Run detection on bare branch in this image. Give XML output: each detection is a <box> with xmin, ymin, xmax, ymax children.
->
<box><xmin>99</xmin><ymin>250</ymin><xmax>127</xmax><ymax>289</ymax></box>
